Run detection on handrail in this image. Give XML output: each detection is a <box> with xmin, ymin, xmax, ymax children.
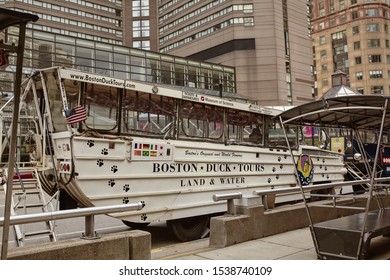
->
<box><xmin>0</xmin><ymin>95</ymin><xmax>14</xmax><ymax>112</ymax></box>
<box><xmin>252</xmin><ymin>177</ymin><xmax>390</xmax><ymax>210</ymax></box>
<box><xmin>0</xmin><ymin>202</ymin><xmax>144</xmax><ymax>244</ymax></box>
<box><xmin>252</xmin><ymin>179</ymin><xmax>370</xmax><ymax>197</ymax></box>
<box><xmin>0</xmin><ymin>203</ymin><xmax>144</xmax><ymax>226</ymax></box>
<box><xmin>212</xmin><ymin>192</ymin><xmax>242</xmax><ymax>215</ymax></box>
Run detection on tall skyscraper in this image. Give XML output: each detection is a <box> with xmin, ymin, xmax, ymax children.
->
<box><xmin>0</xmin><ymin>0</ymin><xmax>158</xmax><ymax>51</ymax></box>
<box><xmin>158</xmin><ymin>0</ymin><xmax>315</xmax><ymax>105</ymax></box>
<box><xmin>311</xmin><ymin>0</ymin><xmax>390</xmax><ymax>96</ymax></box>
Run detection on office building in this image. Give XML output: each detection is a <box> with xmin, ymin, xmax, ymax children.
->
<box><xmin>0</xmin><ymin>0</ymin><xmax>158</xmax><ymax>51</ymax></box>
<box><xmin>0</xmin><ymin>1</ymin><xmax>236</xmax><ymax>97</ymax></box>
<box><xmin>311</xmin><ymin>0</ymin><xmax>390</xmax><ymax>96</ymax></box>
<box><xmin>158</xmin><ymin>0</ymin><xmax>315</xmax><ymax>105</ymax></box>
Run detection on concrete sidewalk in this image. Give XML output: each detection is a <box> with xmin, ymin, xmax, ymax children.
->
<box><xmin>152</xmin><ymin>227</ymin><xmax>390</xmax><ymax>260</ymax></box>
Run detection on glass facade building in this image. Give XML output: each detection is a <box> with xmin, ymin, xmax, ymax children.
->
<box><xmin>0</xmin><ymin>27</ymin><xmax>236</xmax><ymax>97</ymax></box>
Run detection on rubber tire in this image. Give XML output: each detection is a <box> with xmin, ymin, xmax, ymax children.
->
<box><xmin>122</xmin><ymin>220</ymin><xmax>150</xmax><ymax>229</ymax></box>
<box><xmin>167</xmin><ymin>215</ymin><xmax>209</xmax><ymax>242</ymax></box>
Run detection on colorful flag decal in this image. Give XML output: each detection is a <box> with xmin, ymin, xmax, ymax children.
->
<box><xmin>133</xmin><ymin>143</ymin><xmax>165</xmax><ymax>158</ymax></box>
<box><xmin>64</xmin><ymin>105</ymin><xmax>87</xmax><ymax>124</ymax></box>
<box><xmin>142</xmin><ymin>151</ymin><xmax>150</xmax><ymax>156</ymax></box>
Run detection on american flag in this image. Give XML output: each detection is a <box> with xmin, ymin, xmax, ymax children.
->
<box><xmin>64</xmin><ymin>105</ymin><xmax>87</xmax><ymax>124</ymax></box>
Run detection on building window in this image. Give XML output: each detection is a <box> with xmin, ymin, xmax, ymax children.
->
<box><xmin>351</xmin><ymin>11</ymin><xmax>359</xmax><ymax>19</ymax></box>
<box><xmin>320</xmin><ymin>36</ymin><xmax>326</xmax><ymax>45</ymax></box>
<box><xmin>366</xmin><ymin>9</ymin><xmax>378</xmax><ymax>17</ymax></box>
<box><xmin>321</xmin><ymin>64</ymin><xmax>328</xmax><ymax>71</ymax></box>
<box><xmin>367</xmin><ymin>39</ymin><xmax>380</xmax><ymax>48</ymax></box>
<box><xmin>340</xmin><ymin>0</ymin><xmax>345</xmax><ymax>9</ymax></box>
<box><xmin>133</xmin><ymin>20</ymin><xmax>150</xmax><ymax>37</ymax></box>
<box><xmin>243</xmin><ymin>17</ymin><xmax>254</xmax><ymax>26</ymax></box>
<box><xmin>319</xmin><ymin>0</ymin><xmax>325</xmax><ymax>16</ymax></box>
<box><xmin>320</xmin><ymin>50</ymin><xmax>327</xmax><ymax>60</ymax></box>
<box><xmin>367</xmin><ymin>23</ymin><xmax>379</xmax><ymax>32</ymax></box>
<box><xmin>355</xmin><ymin>56</ymin><xmax>362</xmax><ymax>64</ymax></box>
<box><xmin>132</xmin><ymin>0</ymin><xmax>150</xmax><ymax>17</ymax></box>
<box><xmin>354</xmin><ymin>41</ymin><xmax>360</xmax><ymax>49</ymax></box>
<box><xmin>356</xmin><ymin>72</ymin><xmax>363</xmax><ymax>80</ymax></box>
<box><xmin>133</xmin><ymin>40</ymin><xmax>150</xmax><ymax>50</ymax></box>
<box><xmin>371</xmin><ymin>86</ymin><xmax>383</xmax><ymax>94</ymax></box>
<box><xmin>243</xmin><ymin>4</ymin><xmax>254</xmax><ymax>13</ymax></box>
<box><xmin>369</xmin><ymin>54</ymin><xmax>381</xmax><ymax>63</ymax></box>
<box><xmin>351</xmin><ymin>0</ymin><xmax>357</xmax><ymax>5</ymax></box>
<box><xmin>369</xmin><ymin>70</ymin><xmax>383</xmax><ymax>78</ymax></box>
<box><xmin>332</xmin><ymin>31</ymin><xmax>346</xmax><ymax>40</ymax></box>
<box><xmin>322</xmin><ymin>78</ymin><xmax>328</xmax><ymax>87</ymax></box>
<box><xmin>334</xmin><ymin>43</ymin><xmax>348</xmax><ymax>54</ymax></box>
<box><xmin>352</xmin><ymin>26</ymin><xmax>360</xmax><ymax>34</ymax></box>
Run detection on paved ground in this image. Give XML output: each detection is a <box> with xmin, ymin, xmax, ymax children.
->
<box><xmin>152</xmin><ymin>227</ymin><xmax>390</xmax><ymax>260</ymax></box>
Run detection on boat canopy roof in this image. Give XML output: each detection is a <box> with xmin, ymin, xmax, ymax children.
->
<box><xmin>277</xmin><ymin>95</ymin><xmax>390</xmax><ymax>131</ymax></box>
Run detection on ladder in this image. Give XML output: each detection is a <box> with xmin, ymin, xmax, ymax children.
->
<box><xmin>2</xmin><ymin>167</ymin><xmax>57</xmax><ymax>246</ymax></box>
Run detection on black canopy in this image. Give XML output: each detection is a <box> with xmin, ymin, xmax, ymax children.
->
<box><xmin>277</xmin><ymin>95</ymin><xmax>390</xmax><ymax>130</ymax></box>
<box><xmin>0</xmin><ymin>7</ymin><xmax>38</xmax><ymax>30</ymax></box>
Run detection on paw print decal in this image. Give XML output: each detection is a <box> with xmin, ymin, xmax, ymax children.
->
<box><xmin>272</xmin><ymin>167</ymin><xmax>276</xmax><ymax>172</ymax></box>
<box><xmin>123</xmin><ymin>184</ymin><xmax>130</xmax><ymax>192</ymax></box>
<box><xmin>123</xmin><ymin>197</ymin><xmax>129</xmax><ymax>204</ymax></box>
<box><xmin>280</xmin><ymin>164</ymin><xmax>283</xmax><ymax>169</ymax></box>
<box><xmin>268</xmin><ymin>178</ymin><xmax>272</xmax><ymax>183</ymax></box>
<box><xmin>141</xmin><ymin>214</ymin><xmax>148</xmax><ymax>221</ymax></box>
<box><xmin>97</xmin><ymin>159</ymin><xmax>104</xmax><ymax>167</ymax></box>
<box><xmin>87</xmin><ymin>140</ymin><xmax>95</xmax><ymax>147</ymax></box>
<box><xmin>278</xmin><ymin>156</ymin><xmax>281</xmax><ymax>162</ymax></box>
<box><xmin>111</xmin><ymin>165</ymin><xmax>118</xmax><ymax>173</ymax></box>
<box><xmin>108</xmin><ymin>179</ymin><xmax>115</xmax><ymax>187</ymax></box>
<box><xmin>101</xmin><ymin>148</ymin><xmax>108</xmax><ymax>155</ymax></box>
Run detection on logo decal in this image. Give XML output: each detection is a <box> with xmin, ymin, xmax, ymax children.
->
<box><xmin>296</xmin><ymin>154</ymin><xmax>314</xmax><ymax>185</ymax></box>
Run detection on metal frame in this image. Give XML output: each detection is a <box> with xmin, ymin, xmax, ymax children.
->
<box><xmin>0</xmin><ymin>8</ymin><xmax>38</xmax><ymax>260</ymax></box>
<box><xmin>277</xmin><ymin>95</ymin><xmax>390</xmax><ymax>259</ymax></box>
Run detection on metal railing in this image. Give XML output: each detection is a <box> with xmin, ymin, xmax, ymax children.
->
<box><xmin>212</xmin><ymin>192</ymin><xmax>242</xmax><ymax>215</ymax></box>
<box><xmin>212</xmin><ymin>178</ymin><xmax>390</xmax><ymax>213</ymax></box>
<box><xmin>0</xmin><ymin>202</ymin><xmax>145</xmax><ymax>260</ymax></box>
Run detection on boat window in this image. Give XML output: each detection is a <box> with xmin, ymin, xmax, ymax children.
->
<box><xmin>267</xmin><ymin>123</ymin><xmax>298</xmax><ymax>148</ymax></box>
<box><xmin>226</xmin><ymin>110</ymin><xmax>264</xmax><ymax>145</ymax></box>
<box><xmin>179</xmin><ymin>101</ymin><xmax>223</xmax><ymax>141</ymax></box>
<box><xmin>121</xmin><ymin>90</ymin><xmax>175</xmax><ymax>137</ymax></box>
<box><xmin>45</xmin><ymin>71</ymin><xmax>68</xmax><ymax>132</ymax></box>
<box><xmin>83</xmin><ymin>83</ymin><xmax>119</xmax><ymax>132</ymax></box>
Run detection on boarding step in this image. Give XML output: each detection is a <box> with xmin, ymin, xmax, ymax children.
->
<box><xmin>15</xmin><ymin>203</ymin><xmax>45</xmax><ymax>209</ymax></box>
<box><xmin>14</xmin><ymin>190</ymin><xmax>41</xmax><ymax>195</ymax></box>
<box><xmin>313</xmin><ymin>208</ymin><xmax>390</xmax><ymax>259</ymax></box>
<box><xmin>24</xmin><ymin>229</ymin><xmax>54</xmax><ymax>238</ymax></box>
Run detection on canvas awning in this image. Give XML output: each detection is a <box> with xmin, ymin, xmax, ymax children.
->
<box><xmin>277</xmin><ymin>95</ymin><xmax>390</xmax><ymax>131</ymax></box>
